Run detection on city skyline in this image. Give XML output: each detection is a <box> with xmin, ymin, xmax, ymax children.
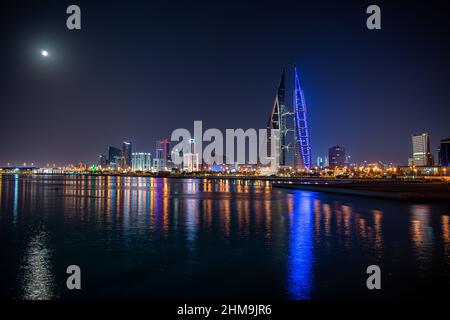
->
<box><xmin>0</xmin><ymin>1</ymin><xmax>449</xmax><ymax>304</ymax></box>
<box><xmin>1</xmin><ymin>1</ymin><xmax>450</xmax><ymax>166</ymax></box>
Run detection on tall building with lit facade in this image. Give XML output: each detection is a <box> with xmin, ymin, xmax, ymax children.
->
<box><xmin>98</xmin><ymin>154</ymin><xmax>107</xmax><ymax>167</ymax></box>
<box><xmin>409</xmin><ymin>133</ymin><xmax>433</xmax><ymax>166</ymax></box>
<box><xmin>132</xmin><ymin>152</ymin><xmax>152</xmax><ymax>172</ymax></box>
<box><xmin>438</xmin><ymin>137</ymin><xmax>450</xmax><ymax>167</ymax></box>
<box><xmin>154</xmin><ymin>138</ymin><xmax>170</xmax><ymax>171</ymax></box>
<box><xmin>267</xmin><ymin>69</ymin><xmax>287</xmax><ymax>166</ymax></box>
<box><xmin>183</xmin><ymin>139</ymin><xmax>199</xmax><ymax>172</ymax></box>
<box><xmin>293</xmin><ymin>65</ymin><xmax>312</xmax><ymax>170</ymax></box>
<box><xmin>122</xmin><ymin>141</ymin><xmax>132</xmax><ymax>168</ymax></box>
<box><xmin>328</xmin><ymin>146</ymin><xmax>346</xmax><ymax>168</ymax></box>
<box><xmin>316</xmin><ymin>156</ymin><xmax>328</xmax><ymax>169</ymax></box>
<box><xmin>108</xmin><ymin>146</ymin><xmax>121</xmax><ymax>164</ymax></box>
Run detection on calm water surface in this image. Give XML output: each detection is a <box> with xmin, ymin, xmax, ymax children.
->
<box><xmin>0</xmin><ymin>174</ymin><xmax>449</xmax><ymax>299</ymax></box>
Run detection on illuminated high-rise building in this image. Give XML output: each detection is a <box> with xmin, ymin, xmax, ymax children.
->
<box><xmin>316</xmin><ymin>156</ymin><xmax>326</xmax><ymax>169</ymax></box>
<box><xmin>267</xmin><ymin>69</ymin><xmax>287</xmax><ymax>166</ymax></box>
<box><xmin>328</xmin><ymin>146</ymin><xmax>346</xmax><ymax>168</ymax></box>
<box><xmin>98</xmin><ymin>154</ymin><xmax>107</xmax><ymax>167</ymax></box>
<box><xmin>293</xmin><ymin>65</ymin><xmax>312</xmax><ymax>170</ymax></box>
<box><xmin>410</xmin><ymin>133</ymin><xmax>433</xmax><ymax>166</ymax></box>
<box><xmin>183</xmin><ymin>138</ymin><xmax>199</xmax><ymax>172</ymax></box>
<box><xmin>108</xmin><ymin>146</ymin><xmax>121</xmax><ymax>164</ymax></box>
<box><xmin>122</xmin><ymin>141</ymin><xmax>132</xmax><ymax>168</ymax></box>
<box><xmin>154</xmin><ymin>138</ymin><xmax>170</xmax><ymax>171</ymax></box>
<box><xmin>439</xmin><ymin>137</ymin><xmax>450</xmax><ymax>167</ymax></box>
<box><xmin>132</xmin><ymin>152</ymin><xmax>152</xmax><ymax>172</ymax></box>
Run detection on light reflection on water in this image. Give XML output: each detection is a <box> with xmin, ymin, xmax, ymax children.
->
<box><xmin>13</xmin><ymin>174</ymin><xmax>19</xmax><ymax>224</ymax></box>
<box><xmin>443</xmin><ymin>215</ymin><xmax>450</xmax><ymax>264</ymax></box>
<box><xmin>287</xmin><ymin>193</ymin><xmax>313</xmax><ymax>299</ymax></box>
<box><xmin>0</xmin><ymin>175</ymin><xmax>449</xmax><ymax>299</ymax></box>
<box><xmin>410</xmin><ymin>205</ymin><xmax>434</xmax><ymax>271</ymax></box>
<box><xmin>19</xmin><ymin>227</ymin><xmax>57</xmax><ymax>300</ymax></box>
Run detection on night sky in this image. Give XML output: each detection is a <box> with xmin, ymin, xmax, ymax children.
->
<box><xmin>1</xmin><ymin>0</ymin><xmax>449</xmax><ymax>166</ymax></box>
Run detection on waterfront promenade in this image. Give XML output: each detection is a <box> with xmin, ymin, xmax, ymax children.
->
<box><xmin>273</xmin><ymin>181</ymin><xmax>450</xmax><ymax>200</ymax></box>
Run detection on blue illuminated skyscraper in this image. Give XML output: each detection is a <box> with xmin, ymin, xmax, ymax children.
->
<box><xmin>293</xmin><ymin>65</ymin><xmax>312</xmax><ymax>170</ymax></box>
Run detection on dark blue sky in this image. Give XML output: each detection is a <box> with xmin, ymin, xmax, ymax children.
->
<box><xmin>1</xmin><ymin>0</ymin><xmax>449</xmax><ymax>166</ymax></box>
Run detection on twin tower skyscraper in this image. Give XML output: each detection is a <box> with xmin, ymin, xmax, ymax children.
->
<box><xmin>267</xmin><ymin>66</ymin><xmax>312</xmax><ymax>170</ymax></box>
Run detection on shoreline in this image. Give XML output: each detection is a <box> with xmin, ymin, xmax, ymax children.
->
<box><xmin>2</xmin><ymin>172</ymin><xmax>447</xmax><ymax>183</ymax></box>
<box><xmin>272</xmin><ymin>182</ymin><xmax>450</xmax><ymax>201</ymax></box>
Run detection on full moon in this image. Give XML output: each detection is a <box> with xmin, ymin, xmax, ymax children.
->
<box><xmin>41</xmin><ymin>50</ymin><xmax>49</xmax><ymax>57</ymax></box>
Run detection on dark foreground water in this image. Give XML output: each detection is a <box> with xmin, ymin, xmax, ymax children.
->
<box><xmin>0</xmin><ymin>174</ymin><xmax>449</xmax><ymax>299</ymax></box>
